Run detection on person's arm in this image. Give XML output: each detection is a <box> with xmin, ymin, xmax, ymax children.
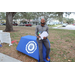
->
<box><xmin>35</xmin><ymin>26</ymin><xmax>40</xmax><ymax>39</ymax></box>
<box><xmin>46</xmin><ymin>26</ymin><xmax>49</xmax><ymax>34</ymax></box>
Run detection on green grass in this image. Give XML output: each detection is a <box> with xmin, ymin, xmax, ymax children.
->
<box><xmin>50</xmin><ymin>41</ymin><xmax>54</xmax><ymax>44</ymax></box>
<box><xmin>48</xmin><ymin>24</ymin><xmax>61</xmax><ymax>27</ymax></box>
<box><xmin>25</xmin><ymin>33</ymin><xmax>28</xmax><ymax>35</ymax></box>
<box><xmin>51</xmin><ymin>29</ymin><xmax>75</xmax><ymax>41</ymax></box>
<box><xmin>49</xmin><ymin>29</ymin><xmax>75</xmax><ymax>61</ymax></box>
<box><xmin>65</xmin><ymin>39</ymin><xmax>71</xmax><ymax>42</ymax></box>
<box><xmin>10</xmin><ymin>32</ymin><xmax>21</xmax><ymax>41</ymax></box>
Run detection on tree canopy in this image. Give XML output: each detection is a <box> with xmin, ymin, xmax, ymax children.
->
<box><xmin>16</xmin><ymin>12</ymin><xmax>71</xmax><ymax>23</ymax></box>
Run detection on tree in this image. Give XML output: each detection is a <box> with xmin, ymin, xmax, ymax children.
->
<box><xmin>67</xmin><ymin>18</ymin><xmax>74</xmax><ymax>24</ymax></box>
<box><xmin>13</xmin><ymin>12</ymin><xmax>21</xmax><ymax>20</ymax></box>
<box><xmin>20</xmin><ymin>12</ymin><xmax>36</xmax><ymax>22</ymax></box>
<box><xmin>25</xmin><ymin>12</ymin><xmax>36</xmax><ymax>22</ymax></box>
<box><xmin>32</xmin><ymin>12</ymin><xmax>71</xmax><ymax>23</ymax></box>
<box><xmin>33</xmin><ymin>12</ymin><xmax>54</xmax><ymax>23</ymax></box>
<box><xmin>51</xmin><ymin>12</ymin><xmax>70</xmax><ymax>21</ymax></box>
<box><xmin>0</xmin><ymin>12</ymin><xmax>6</xmax><ymax>23</ymax></box>
<box><xmin>4</xmin><ymin>12</ymin><xmax>16</xmax><ymax>32</ymax></box>
<box><xmin>0</xmin><ymin>12</ymin><xmax>6</xmax><ymax>19</ymax></box>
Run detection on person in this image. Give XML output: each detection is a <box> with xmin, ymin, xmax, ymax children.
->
<box><xmin>35</xmin><ymin>18</ymin><xmax>50</xmax><ymax>62</ymax></box>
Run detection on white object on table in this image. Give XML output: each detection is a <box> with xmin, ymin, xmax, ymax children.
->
<box><xmin>39</xmin><ymin>31</ymin><xmax>48</xmax><ymax>39</ymax></box>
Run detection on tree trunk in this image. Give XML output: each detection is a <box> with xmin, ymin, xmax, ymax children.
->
<box><xmin>4</xmin><ymin>12</ymin><xmax>16</xmax><ymax>32</ymax></box>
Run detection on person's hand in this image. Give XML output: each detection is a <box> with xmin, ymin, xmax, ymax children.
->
<box><xmin>43</xmin><ymin>37</ymin><xmax>47</xmax><ymax>39</ymax></box>
<box><xmin>37</xmin><ymin>36</ymin><xmax>40</xmax><ymax>39</ymax></box>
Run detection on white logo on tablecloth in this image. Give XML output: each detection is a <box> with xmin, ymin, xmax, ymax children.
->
<box><xmin>25</xmin><ymin>41</ymin><xmax>37</xmax><ymax>53</ymax></box>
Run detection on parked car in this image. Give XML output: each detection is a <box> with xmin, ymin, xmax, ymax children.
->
<box><xmin>13</xmin><ymin>23</ymin><xmax>18</xmax><ymax>26</ymax></box>
<box><xmin>18</xmin><ymin>23</ymin><xmax>24</xmax><ymax>26</ymax></box>
<box><xmin>62</xmin><ymin>23</ymin><xmax>67</xmax><ymax>27</ymax></box>
<box><xmin>2</xmin><ymin>23</ymin><xmax>6</xmax><ymax>25</ymax></box>
<box><xmin>24</xmin><ymin>24</ymin><xmax>32</xmax><ymax>27</ymax></box>
<box><xmin>73</xmin><ymin>24</ymin><xmax>75</xmax><ymax>26</ymax></box>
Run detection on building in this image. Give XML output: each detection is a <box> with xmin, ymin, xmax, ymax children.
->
<box><xmin>13</xmin><ymin>16</ymin><xmax>61</xmax><ymax>25</ymax></box>
<box><xmin>31</xmin><ymin>20</ymin><xmax>39</xmax><ymax>25</ymax></box>
<box><xmin>46</xmin><ymin>19</ymin><xmax>60</xmax><ymax>25</ymax></box>
<box><xmin>13</xmin><ymin>19</ymin><xmax>39</xmax><ymax>25</ymax></box>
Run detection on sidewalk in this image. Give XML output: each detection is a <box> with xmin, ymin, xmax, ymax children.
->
<box><xmin>0</xmin><ymin>53</ymin><xmax>22</xmax><ymax>62</ymax></box>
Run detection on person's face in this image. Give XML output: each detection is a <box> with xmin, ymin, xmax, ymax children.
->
<box><xmin>41</xmin><ymin>19</ymin><xmax>45</xmax><ymax>26</ymax></box>
<box><xmin>41</xmin><ymin>22</ymin><xmax>45</xmax><ymax>26</ymax></box>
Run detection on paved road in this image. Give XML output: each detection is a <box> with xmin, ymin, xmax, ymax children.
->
<box><xmin>52</xmin><ymin>25</ymin><xmax>75</xmax><ymax>30</ymax></box>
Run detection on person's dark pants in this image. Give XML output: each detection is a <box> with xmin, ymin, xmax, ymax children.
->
<box><xmin>37</xmin><ymin>39</ymin><xmax>50</xmax><ymax>62</ymax></box>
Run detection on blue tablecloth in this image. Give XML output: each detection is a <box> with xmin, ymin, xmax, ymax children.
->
<box><xmin>16</xmin><ymin>35</ymin><xmax>50</xmax><ymax>62</ymax></box>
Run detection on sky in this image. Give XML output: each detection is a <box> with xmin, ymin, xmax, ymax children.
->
<box><xmin>63</xmin><ymin>13</ymin><xmax>75</xmax><ymax>20</ymax></box>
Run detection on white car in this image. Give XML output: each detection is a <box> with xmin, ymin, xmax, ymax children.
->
<box><xmin>62</xmin><ymin>23</ymin><xmax>67</xmax><ymax>27</ymax></box>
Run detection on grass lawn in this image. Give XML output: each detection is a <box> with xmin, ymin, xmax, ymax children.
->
<box><xmin>48</xmin><ymin>24</ymin><xmax>62</xmax><ymax>28</ymax></box>
<box><xmin>0</xmin><ymin>26</ymin><xmax>75</xmax><ymax>62</ymax></box>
